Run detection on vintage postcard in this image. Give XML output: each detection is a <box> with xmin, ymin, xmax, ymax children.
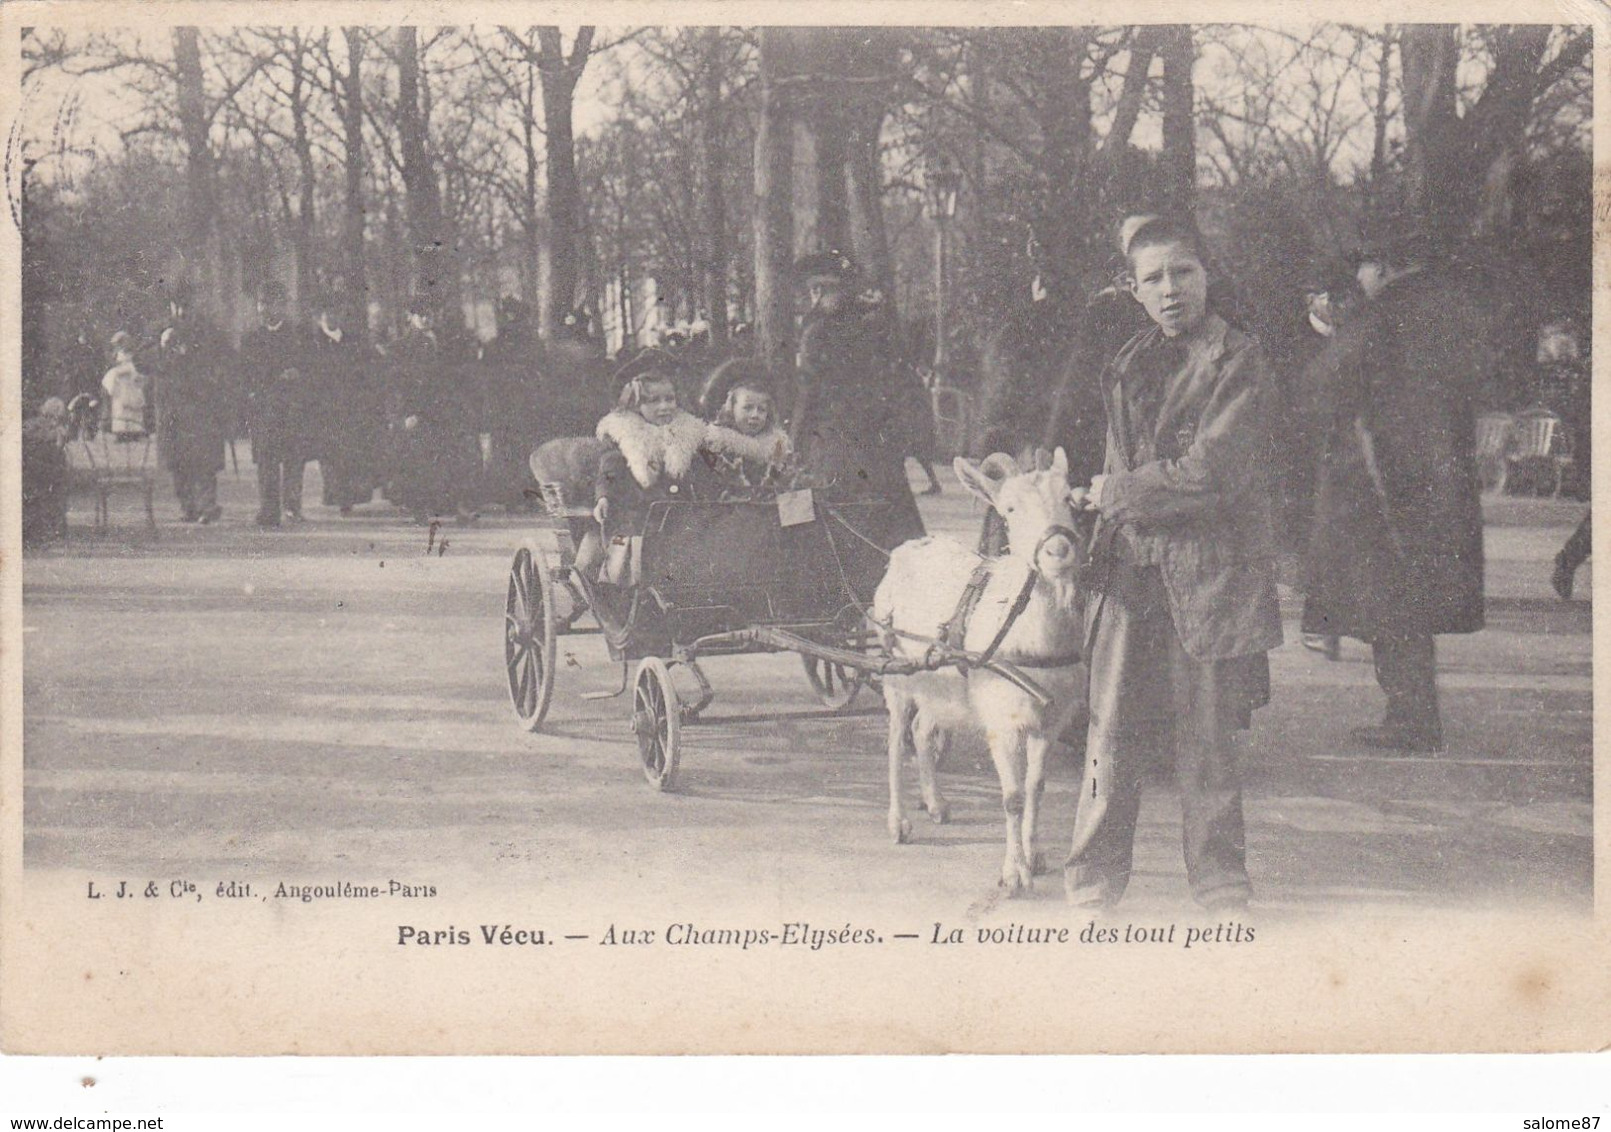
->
<box><xmin>1</xmin><ymin>0</ymin><xmax>1606</xmax><ymax>1056</ymax></box>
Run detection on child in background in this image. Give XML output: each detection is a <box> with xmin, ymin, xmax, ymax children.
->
<box><xmin>703</xmin><ymin>363</ymin><xmax>793</xmax><ymax>491</ymax></box>
<box><xmin>100</xmin><ymin>331</ymin><xmax>151</xmax><ymax>440</ymax></box>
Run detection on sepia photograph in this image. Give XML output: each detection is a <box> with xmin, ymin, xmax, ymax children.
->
<box><xmin>1</xmin><ymin>0</ymin><xmax>1605</xmax><ymax>1057</ymax></box>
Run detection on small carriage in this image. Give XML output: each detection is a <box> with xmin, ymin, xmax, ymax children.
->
<box><xmin>505</xmin><ymin>444</ymin><xmax>1078</xmax><ymax>796</ymax></box>
<box><xmin>504</xmin><ymin>458</ymin><xmax>897</xmax><ymax>790</ymax></box>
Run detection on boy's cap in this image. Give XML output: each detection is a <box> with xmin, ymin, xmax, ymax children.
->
<box><xmin>794</xmin><ymin>249</ymin><xmax>857</xmax><ymax>282</ymax></box>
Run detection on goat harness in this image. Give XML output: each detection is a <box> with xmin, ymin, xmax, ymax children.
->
<box><xmin>932</xmin><ymin>524</ymin><xmax>1083</xmax><ymax>673</ymax></box>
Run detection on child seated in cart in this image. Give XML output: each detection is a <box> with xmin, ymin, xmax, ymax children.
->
<box><xmin>581</xmin><ymin>365</ymin><xmax>717</xmax><ymax>584</ymax></box>
<box><xmin>700</xmin><ymin>360</ymin><xmax>794</xmax><ymax>492</ymax></box>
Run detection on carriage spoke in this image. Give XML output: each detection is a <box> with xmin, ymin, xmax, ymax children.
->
<box><xmin>516</xmin><ymin>651</ymin><xmax>533</xmax><ymax>707</ymax></box>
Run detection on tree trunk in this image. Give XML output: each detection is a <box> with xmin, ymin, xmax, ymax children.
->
<box><xmin>1367</xmin><ymin>29</ymin><xmax>1392</xmax><ymax>214</ymax></box>
<box><xmin>697</xmin><ymin>27</ymin><xmax>729</xmax><ymax>340</ymax></box>
<box><xmin>810</xmin><ymin>107</ymin><xmax>851</xmax><ymax>254</ymax></box>
<box><xmin>172</xmin><ymin>27</ymin><xmax>225</xmax><ymax>326</ymax></box>
<box><xmin>845</xmin><ymin>103</ymin><xmax>894</xmax><ymax>315</ymax></box>
<box><xmin>1104</xmin><ymin>25</ymin><xmax>1160</xmax><ymax>162</ymax></box>
<box><xmin>1468</xmin><ymin>26</ymin><xmax>1551</xmax><ymax>238</ymax></box>
<box><xmin>340</xmin><ymin>28</ymin><xmax>367</xmax><ymax>337</ymax></box>
<box><xmin>1399</xmin><ymin>24</ymin><xmax>1463</xmax><ymax>246</ymax></box>
<box><xmin>1029</xmin><ymin>28</ymin><xmax>1093</xmax><ymax>301</ymax></box>
<box><xmin>1159</xmin><ymin>24</ymin><xmax>1196</xmax><ymax>215</ymax></box>
<box><xmin>396</xmin><ymin>27</ymin><xmax>450</xmax><ymax>316</ymax></box>
<box><xmin>522</xmin><ymin>51</ymin><xmax>540</xmax><ymax>304</ymax></box>
<box><xmin>753</xmin><ymin>28</ymin><xmax>795</xmax><ymax>374</ymax></box>
<box><xmin>536</xmin><ymin>26</ymin><xmax>593</xmax><ymax>337</ymax></box>
<box><xmin>289</xmin><ymin>33</ymin><xmax>316</xmax><ymax>319</ymax></box>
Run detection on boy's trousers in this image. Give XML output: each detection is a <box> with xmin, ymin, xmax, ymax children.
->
<box><xmin>1064</xmin><ymin>559</ymin><xmax>1253</xmax><ymax>909</ymax></box>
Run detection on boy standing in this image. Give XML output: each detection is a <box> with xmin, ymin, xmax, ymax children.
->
<box><xmin>1065</xmin><ymin>215</ymin><xmax>1283</xmax><ymax>912</ymax></box>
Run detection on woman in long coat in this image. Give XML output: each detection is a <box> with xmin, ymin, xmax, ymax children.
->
<box><xmin>1302</xmin><ymin>255</ymin><xmax>1494</xmax><ymax>751</ymax></box>
<box><xmin>311</xmin><ymin>298</ymin><xmax>383</xmax><ymax>513</ymax></box>
<box><xmin>789</xmin><ymin>252</ymin><xmax>924</xmax><ymax>551</ymax></box>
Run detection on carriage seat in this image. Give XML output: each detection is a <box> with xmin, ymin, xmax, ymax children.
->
<box><xmin>530</xmin><ymin>436</ymin><xmax>607</xmax><ymax>518</ymax></box>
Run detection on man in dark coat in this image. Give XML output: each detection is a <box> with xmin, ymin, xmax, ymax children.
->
<box><xmin>1302</xmin><ymin>239</ymin><xmax>1494</xmax><ymax>752</ymax></box>
<box><xmin>481</xmin><ymin>296</ymin><xmax>541</xmax><ymax>505</ymax></box>
<box><xmin>386</xmin><ymin>299</ymin><xmax>479</xmax><ymax>524</ymax></box>
<box><xmin>790</xmin><ymin>250</ymin><xmax>924</xmax><ymax>551</ymax></box>
<box><xmin>239</xmin><ymin>282</ymin><xmax>313</xmax><ymax>528</ymax></box>
<box><xmin>155</xmin><ymin>286</ymin><xmax>233</xmax><ymax>523</ymax></box>
<box><xmin>309</xmin><ymin>294</ymin><xmax>381</xmax><ymax>514</ymax></box>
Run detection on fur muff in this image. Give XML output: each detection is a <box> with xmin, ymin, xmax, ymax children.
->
<box><xmin>595</xmin><ymin>409</ymin><xmax>708</xmax><ymax>489</ymax></box>
<box><xmin>702</xmin><ymin>423</ymin><xmax>792</xmax><ymax>468</ymax></box>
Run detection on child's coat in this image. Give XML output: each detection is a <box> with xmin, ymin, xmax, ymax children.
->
<box><xmin>594</xmin><ymin>408</ymin><xmax>714</xmax><ymax>537</ymax></box>
<box><xmin>702</xmin><ymin>422</ymin><xmax>792</xmax><ymax>489</ymax></box>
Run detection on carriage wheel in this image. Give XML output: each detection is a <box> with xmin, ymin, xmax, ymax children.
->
<box><xmin>505</xmin><ymin>544</ymin><xmax>557</xmax><ymax>732</ymax></box>
<box><xmin>802</xmin><ymin>655</ymin><xmax>864</xmax><ymax>711</ymax></box>
<box><xmin>631</xmin><ymin>657</ymin><xmax>681</xmax><ymax>792</ymax></box>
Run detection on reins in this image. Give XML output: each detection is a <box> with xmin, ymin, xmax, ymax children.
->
<box><xmin>933</xmin><ymin>523</ymin><xmax>1083</xmax><ymax>672</ymax></box>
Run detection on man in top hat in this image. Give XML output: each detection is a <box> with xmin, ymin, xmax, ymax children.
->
<box><xmin>790</xmin><ymin>248</ymin><xmax>924</xmax><ymax>550</ymax></box>
<box><xmin>1302</xmin><ymin>231</ymin><xmax>1495</xmax><ymax>752</ymax></box>
<box><xmin>240</xmin><ymin>280</ymin><xmax>313</xmax><ymax>527</ymax></box>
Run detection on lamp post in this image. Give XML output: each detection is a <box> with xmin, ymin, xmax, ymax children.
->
<box><xmin>925</xmin><ymin>156</ymin><xmax>961</xmax><ymax>378</ymax></box>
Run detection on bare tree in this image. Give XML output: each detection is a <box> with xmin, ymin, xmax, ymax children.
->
<box><xmin>534</xmin><ymin>27</ymin><xmax>595</xmax><ymax>334</ymax></box>
<box><xmin>395</xmin><ymin>27</ymin><xmax>451</xmax><ymax>313</ymax></box>
<box><xmin>338</xmin><ymin>28</ymin><xmax>368</xmax><ymax>333</ymax></box>
<box><xmin>172</xmin><ymin>28</ymin><xmax>224</xmax><ymax>321</ymax></box>
<box><xmin>753</xmin><ymin>28</ymin><xmax>795</xmax><ymax>372</ymax></box>
<box><xmin>1400</xmin><ymin>24</ymin><xmax>1589</xmax><ymax>244</ymax></box>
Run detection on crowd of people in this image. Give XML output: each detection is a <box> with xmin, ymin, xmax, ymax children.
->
<box><xmin>16</xmin><ymin>206</ymin><xmax>1589</xmax><ymax>912</ymax></box>
<box><xmin>20</xmin><ymin>260</ymin><xmax>947</xmax><ymax>546</ymax></box>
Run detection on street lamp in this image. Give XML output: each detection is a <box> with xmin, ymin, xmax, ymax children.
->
<box><xmin>924</xmin><ymin>155</ymin><xmax>961</xmax><ymax>377</ymax></box>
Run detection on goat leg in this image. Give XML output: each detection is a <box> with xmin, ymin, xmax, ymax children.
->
<box><xmin>915</xmin><ymin>714</ymin><xmax>951</xmax><ymax>824</ymax></box>
<box><xmin>1022</xmin><ymin>732</ymin><xmax>1051</xmax><ymax>876</ymax></box>
<box><xmin>991</xmin><ymin>733</ymin><xmax>1033</xmax><ymax>894</ymax></box>
<box><xmin>886</xmin><ymin>687</ymin><xmax>915</xmax><ymax>844</ymax></box>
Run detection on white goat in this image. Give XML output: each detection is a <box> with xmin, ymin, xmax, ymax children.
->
<box><xmin>872</xmin><ymin>448</ymin><xmax>1086</xmax><ymax>894</ymax></box>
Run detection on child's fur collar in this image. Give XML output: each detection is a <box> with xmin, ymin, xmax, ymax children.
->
<box><xmin>703</xmin><ymin>422</ymin><xmax>791</xmax><ymax>466</ymax></box>
<box><xmin>597</xmin><ymin>409</ymin><xmax>707</xmax><ymax>488</ymax></box>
